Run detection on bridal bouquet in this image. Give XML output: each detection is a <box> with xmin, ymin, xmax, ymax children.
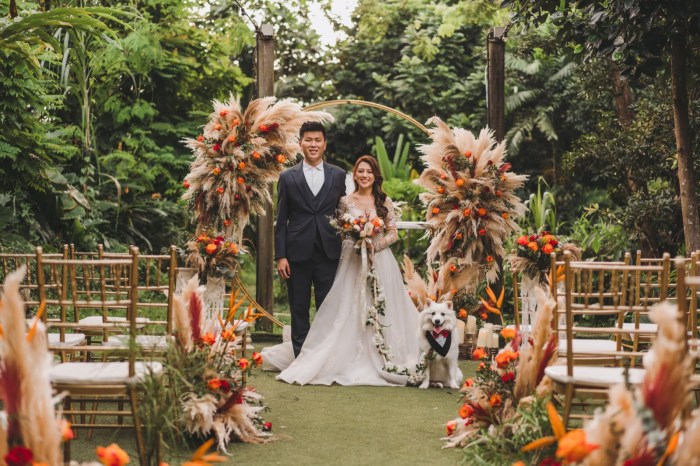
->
<box><xmin>329</xmin><ymin>210</ymin><xmax>385</xmax><ymax>253</ymax></box>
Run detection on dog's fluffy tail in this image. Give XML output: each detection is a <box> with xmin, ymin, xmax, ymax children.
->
<box><xmin>402</xmin><ymin>255</ymin><xmax>429</xmax><ymax>310</ymax></box>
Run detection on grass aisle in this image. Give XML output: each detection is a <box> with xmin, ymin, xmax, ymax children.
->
<box><xmin>71</xmin><ymin>350</ymin><xmax>475</xmax><ymax>465</ymax></box>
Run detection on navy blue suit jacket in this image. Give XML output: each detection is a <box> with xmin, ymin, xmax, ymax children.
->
<box><xmin>274</xmin><ymin>162</ymin><xmax>346</xmax><ymax>262</ymax></box>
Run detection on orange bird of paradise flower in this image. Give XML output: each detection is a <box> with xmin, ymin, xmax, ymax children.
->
<box><xmin>480</xmin><ymin>284</ymin><xmax>505</xmax><ymax>324</ymax></box>
<box><xmin>182</xmin><ymin>438</ymin><xmax>227</xmax><ymax>466</ymax></box>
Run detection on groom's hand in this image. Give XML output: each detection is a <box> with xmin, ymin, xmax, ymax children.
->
<box><xmin>277</xmin><ymin>258</ymin><xmax>291</xmax><ymax>279</ymax></box>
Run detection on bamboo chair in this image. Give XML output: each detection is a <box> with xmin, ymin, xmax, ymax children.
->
<box><xmin>544</xmin><ymin>252</ymin><xmax>672</xmax><ymax>426</ymax></box>
<box><xmin>0</xmin><ymin>248</ymin><xmax>66</xmax><ymax>312</ymax></box>
<box><xmin>37</xmin><ymin>246</ymin><xmax>159</xmax><ymax>465</ymax></box>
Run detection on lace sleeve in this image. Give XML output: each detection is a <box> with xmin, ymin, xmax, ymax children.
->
<box><xmin>374</xmin><ymin>197</ymin><xmax>398</xmax><ymax>251</ymax></box>
<box><xmin>337</xmin><ymin>196</ymin><xmax>351</xmax><ymax>242</ymax></box>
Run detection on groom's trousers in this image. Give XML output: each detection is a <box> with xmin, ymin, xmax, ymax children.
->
<box><xmin>288</xmin><ymin>247</ymin><xmax>339</xmax><ymax>357</ymax></box>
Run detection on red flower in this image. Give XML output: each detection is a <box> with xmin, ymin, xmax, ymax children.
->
<box><xmin>516</xmin><ymin>235</ymin><xmax>529</xmax><ymax>246</ymax></box>
<box><xmin>183</xmin><ymin>180</ymin><xmax>190</xmax><ymax>189</ymax></box>
<box><xmin>499</xmin><ymin>162</ymin><xmax>511</xmax><ymax>172</ymax></box>
<box><xmin>239</xmin><ymin>358</ymin><xmax>250</xmax><ymax>371</ymax></box>
<box><xmin>212</xmin><ymin>144</ymin><xmax>221</xmax><ymax>152</ymax></box>
<box><xmin>501</xmin><ymin>372</ymin><xmax>515</xmax><ymax>383</ymax></box>
<box><xmin>219</xmin><ymin>109</ymin><xmax>228</xmax><ymax>117</ymax></box>
<box><xmin>446</xmin><ymin>420</ymin><xmax>457</xmax><ymax>436</ymax></box>
<box><xmin>220</xmin><ymin>379</ymin><xmax>232</xmax><ymax>393</ymax></box>
<box><xmin>464</xmin><ymin>150</ymin><xmax>472</xmax><ymax>158</ymax></box>
<box><xmin>252</xmin><ymin>352</ymin><xmax>263</xmax><ymax>366</ymax></box>
<box><xmin>259</xmin><ymin>124</ymin><xmax>269</xmax><ymax>132</ymax></box>
<box><xmin>263</xmin><ymin>422</ymin><xmax>273</xmax><ymax>432</ymax></box>
<box><xmin>486</xmin><ymin>255</ymin><xmax>494</xmax><ymax>263</ymax></box>
<box><xmin>5</xmin><ymin>446</ymin><xmax>33</xmax><ymax>466</ymax></box>
<box><xmin>478</xmin><ymin>228</ymin><xmax>487</xmax><ymax>236</ymax></box>
<box><xmin>208</xmin><ymin>378</ymin><xmax>222</xmax><ymax>391</ymax></box>
<box><xmin>463</xmin><ymin>378</ymin><xmax>474</xmax><ymax>388</ymax></box>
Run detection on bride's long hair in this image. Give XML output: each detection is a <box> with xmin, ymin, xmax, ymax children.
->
<box><xmin>352</xmin><ymin>155</ymin><xmax>388</xmax><ymax>220</ymax></box>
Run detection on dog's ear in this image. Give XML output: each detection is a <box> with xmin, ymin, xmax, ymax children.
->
<box><xmin>425</xmin><ymin>298</ymin><xmax>433</xmax><ymax>306</ymax></box>
<box><xmin>446</xmin><ymin>301</ymin><xmax>453</xmax><ymax>310</ymax></box>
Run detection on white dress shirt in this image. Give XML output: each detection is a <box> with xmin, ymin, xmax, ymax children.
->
<box><xmin>303</xmin><ymin>160</ymin><xmax>324</xmax><ymax>196</ymax></box>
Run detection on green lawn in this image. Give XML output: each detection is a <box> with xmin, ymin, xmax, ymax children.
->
<box><xmin>71</xmin><ymin>343</ymin><xmax>477</xmax><ymax>465</ymax></box>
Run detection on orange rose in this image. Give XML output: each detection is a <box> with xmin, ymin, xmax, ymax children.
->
<box><xmin>238</xmin><ymin>161</ymin><xmax>246</xmax><ymax>170</ymax></box>
<box><xmin>501</xmin><ymin>212</ymin><xmax>509</xmax><ymax>219</ymax></box>
<box><xmin>527</xmin><ymin>241</ymin><xmax>539</xmax><ymax>252</ymax></box>
<box><xmin>201</xmin><ymin>333</ymin><xmax>216</xmax><ymax>345</ymax></box>
<box><xmin>216</xmin><ymin>187</ymin><xmax>224</xmax><ymax>194</ymax></box>
<box><xmin>252</xmin><ymin>151</ymin><xmax>261</xmax><ymax>159</ymax></box>
<box><xmin>500</xmin><ymin>328</ymin><xmax>516</xmax><ymax>340</ymax></box>
<box><xmin>228</xmin><ymin>243</ymin><xmax>240</xmax><ymax>254</ymax></box>
<box><xmin>463</xmin><ymin>378</ymin><xmax>474</xmax><ymax>387</ymax></box>
<box><xmin>196</xmin><ymin>135</ymin><xmax>204</xmax><ymax>142</ymax></box>
<box><xmin>214</xmin><ymin>123</ymin><xmax>222</xmax><ymax>131</ymax></box>
<box><xmin>432</xmin><ymin>207</ymin><xmax>440</xmax><ymax>215</ymax></box>
<box><xmin>219</xmin><ymin>109</ymin><xmax>228</xmax><ymax>117</ymax></box>
<box><xmin>455</xmin><ymin>178</ymin><xmax>465</xmax><ymax>187</ymax></box>
<box><xmin>486</xmin><ymin>255</ymin><xmax>494</xmax><ymax>263</ymax></box>
<box><xmin>556</xmin><ymin>429</ymin><xmax>599</xmax><ymax>463</ymax></box>
<box><xmin>237</xmin><ymin>177</ymin><xmax>245</xmax><ymax>184</ymax></box>
<box><xmin>276</xmin><ymin>154</ymin><xmax>286</xmax><ymax>163</ymax></box>
<box><xmin>463</xmin><ymin>208</ymin><xmax>472</xmax><ymax>217</ymax></box>
<box><xmin>464</xmin><ymin>150</ymin><xmax>472</xmax><ymax>158</ymax></box>
<box><xmin>227</xmin><ymin>135</ymin><xmax>236</xmax><ymax>143</ymax></box>
<box><xmin>212</xmin><ymin>167</ymin><xmax>221</xmax><ymax>175</ymax></box>
<box><xmin>440</xmin><ymin>173</ymin><xmax>448</xmax><ymax>180</ymax></box>
<box><xmin>455</xmin><ymin>232</ymin><xmax>463</xmax><ymax>240</ymax></box>
<box><xmin>96</xmin><ymin>443</ymin><xmax>130</xmax><ymax>466</ymax></box>
<box><xmin>449</xmin><ymin>264</ymin><xmax>458</xmax><ymax>273</ymax></box>
<box><xmin>542</xmin><ymin>243</ymin><xmax>554</xmax><ymax>255</ymax></box>
<box><xmin>232</xmin><ymin>118</ymin><xmax>240</xmax><ymax>126</ymax></box>
<box><xmin>495</xmin><ymin>190</ymin><xmax>503</xmax><ymax>197</ymax></box>
<box><xmin>472</xmin><ymin>347</ymin><xmax>486</xmax><ymax>360</ymax></box>
<box><xmin>459</xmin><ymin>404</ymin><xmax>474</xmax><ymax>419</ymax></box>
<box><xmin>239</xmin><ymin>358</ymin><xmax>250</xmax><ymax>371</ymax></box>
<box><xmin>489</xmin><ymin>393</ymin><xmax>502</xmax><ymax>407</ymax></box>
<box><xmin>208</xmin><ymin>378</ymin><xmax>222</xmax><ymax>390</ymax></box>
<box><xmin>477</xmin><ymin>208</ymin><xmax>487</xmax><ymax>217</ymax></box>
<box><xmin>205</xmin><ymin>243</ymin><xmax>218</xmax><ymax>255</ymax></box>
<box><xmin>223</xmin><ymin>219</ymin><xmax>232</xmax><ymax>227</ymax></box>
<box><xmin>437</xmin><ymin>186</ymin><xmax>445</xmax><ymax>194</ymax></box>
<box><xmin>458</xmin><ymin>308</ymin><xmax>467</xmax><ymax>319</ymax></box>
<box><xmin>252</xmin><ymin>352</ymin><xmax>263</xmax><ymax>366</ymax></box>
<box><xmin>495</xmin><ymin>349</ymin><xmax>519</xmax><ymax>368</ymax></box>
<box><xmin>516</xmin><ymin>235</ymin><xmax>529</xmax><ymax>246</ymax></box>
<box><xmin>183</xmin><ymin>180</ymin><xmax>190</xmax><ymax>189</ymax></box>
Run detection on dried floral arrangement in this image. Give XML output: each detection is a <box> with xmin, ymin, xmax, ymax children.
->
<box><xmin>414</xmin><ymin>118</ymin><xmax>528</xmax><ymax>287</ymax></box>
<box><xmin>508</xmin><ymin>232</ymin><xmax>581</xmax><ymax>283</ymax></box>
<box><xmin>185</xmin><ymin>231</ymin><xmax>246</xmax><ymax>278</ymax></box>
<box><xmin>140</xmin><ymin>275</ymin><xmax>272</xmax><ymax>453</ymax></box>
<box><xmin>182</xmin><ymin>95</ymin><xmax>332</xmax><ymax>272</ymax></box>
<box><xmin>442</xmin><ymin>287</ymin><xmax>558</xmax><ymax>449</ymax></box>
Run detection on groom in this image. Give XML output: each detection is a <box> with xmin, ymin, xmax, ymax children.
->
<box><xmin>275</xmin><ymin>122</ymin><xmax>347</xmax><ymax>357</ymax></box>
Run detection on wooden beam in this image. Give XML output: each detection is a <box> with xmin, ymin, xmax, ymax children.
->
<box><xmin>255</xmin><ymin>24</ymin><xmax>275</xmax><ymax>332</ymax></box>
<box><xmin>487</xmin><ymin>27</ymin><xmax>506</xmax><ymax>142</ymax></box>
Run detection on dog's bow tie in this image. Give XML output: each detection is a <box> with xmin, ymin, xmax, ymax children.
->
<box><xmin>432</xmin><ymin>329</ymin><xmax>450</xmax><ymax>339</ymax></box>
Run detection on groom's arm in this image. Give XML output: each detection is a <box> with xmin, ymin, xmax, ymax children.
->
<box><xmin>274</xmin><ymin>174</ymin><xmax>288</xmax><ymax>261</ymax></box>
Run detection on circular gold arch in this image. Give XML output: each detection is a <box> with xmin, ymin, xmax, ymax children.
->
<box><xmin>303</xmin><ymin>99</ymin><xmax>429</xmax><ymax>136</ymax></box>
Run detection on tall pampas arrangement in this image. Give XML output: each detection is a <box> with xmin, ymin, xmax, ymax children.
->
<box><xmin>415</xmin><ymin>117</ymin><xmax>527</xmax><ymax>285</ymax></box>
<box><xmin>182</xmin><ymin>95</ymin><xmax>333</xmax><ymax>245</ymax></box>
<box><xmin>0</xmin><ymin>267</ymin><xmax>62</xmax><ymax>465</ymax></box>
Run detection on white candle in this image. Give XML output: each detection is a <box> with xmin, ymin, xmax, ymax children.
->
<box><xmin>484</xmin><ymin>323</ymin><xmax>494</xmax><ymax>348</ymax></box>
<box><xmin>466</xmin><ymin>315</ymin><xmax>477</xmax><ymax>334</ymax></box>
<box><xmin>491</xmin><ymin>334</ymin><xmax>500</xmax><ymax>349</ymax></box>
<box><xmin>456</xmin><ymin>320</ymin><xmax>465</xmax><ymax>344</ymax></box>
<box><xmin>476</xmin><ymin>328</ymin><xmax>487</xmax><ymax>347</ymax></box>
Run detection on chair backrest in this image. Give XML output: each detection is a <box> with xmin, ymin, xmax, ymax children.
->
<box><xmin>36</xmin><ymin>246</ymin><xmax>140</xmax><ymax>364</ymax></box>
<box><xmin>0</xmin><ymin>247</ymin><xmax>67</xmax><ymax>311</ymax></box>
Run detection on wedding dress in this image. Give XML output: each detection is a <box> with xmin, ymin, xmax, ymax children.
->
<box><xmin>261</xmin><ymin>196</ymin><xmax>421</xmax><ymax>386</ymax></box>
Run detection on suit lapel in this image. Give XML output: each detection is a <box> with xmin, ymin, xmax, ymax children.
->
<box><xmin>313</xmin><ymin>163</ymin><xmax>334</xmax><ymax>209</ymax></box>
<box><xmin>291</xmin><ymin>163</ymin><xmax>315</xmax><ymax>210</ymax></box>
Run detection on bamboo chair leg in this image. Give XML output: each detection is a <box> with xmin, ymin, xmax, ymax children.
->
<box><xmin>63</xmin><ymin>396</ymin><xmax>72</xmax><ymax>464</ymax></box>
<box><xmin>129</xmin><ymin>384</ymin><xmax>147</xmax><ymax>466</ymax></box>
<box><xmin>563</xmin><ymin>384</ymin><xmax>575</xmax><ymax>428</ymax></box>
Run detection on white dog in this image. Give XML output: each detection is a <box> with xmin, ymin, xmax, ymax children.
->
<box><xmin>418</xmin><ymin>299</ymin><xmax>463</xmax><ymax>389</ymax></box>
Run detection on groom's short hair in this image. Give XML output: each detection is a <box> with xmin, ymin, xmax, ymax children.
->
<box><xmin>300</xmin><ymin>121</ymin><xmax>327</xmax><ymax>140</ymax></box>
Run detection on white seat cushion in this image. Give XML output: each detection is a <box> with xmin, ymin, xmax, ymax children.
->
<box><xmin>50</xmin><ymin>361</ymin><xmax>163</xmax><ymax>384</ymax></box>
<box><xmin>558</xmin><ymin>339</ymin><xmax>617</xmax><ymax>355</ymax></box>
<box><xmin>102</xmin><ymin>335</ymin><xmax>171</xmax><ymax>349</ymax></box>
<box><xmin>622</xmin><ymin>322</ymin><xmax>657</xmax><ymax>333</ymax></box>
<box><xmin>78</xmin><ymin>315</ymin><xmax>149</xmax><ymax>328</ymax></box>
<box><xmin>544</xmin><ymin>365</ymin><xmax>645</xmax><ymax>387</ymax></box>
<box><xmin>47</xmin><ymin>333</ymin><xmax>86</xmax><ymax>348</ymax></box>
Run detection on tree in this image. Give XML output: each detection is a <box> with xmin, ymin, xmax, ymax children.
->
<box><xmin>504</xmin><ymin>0</ymin><xmax>700</xmax><ymax>251</ymax></box>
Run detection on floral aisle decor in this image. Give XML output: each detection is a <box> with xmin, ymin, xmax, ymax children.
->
<box><xmin>142</xmin><ymin>274</ymin><xmax>271</xmax><ymax>453</ymax></box>
<box><xmin>182</xmin><ymin>95</ymin><xmax>333</xmax><ymax>245</ymax></box>
<box><xmin>517</xmin><ymin>299</ymin><xmax>694</xmax><ymax>465</ymax></box>
<box><xmin>185</xmin><ymin>230</ymin><xmax>246</xmax><ymax>279</ymax></box>
<box><xmin>443</xmin><ymin>287</ymin><xmax>558</xmax><ymax>449</ymax></box>
<box><xmin>0</xmin><ymin>267</ymin><xmax>68</xmax><ymax>465</ymax></box>
<box><xmin>415</xmin><ymin>117</ymin><xmax>528</xmax><ymax>288</ymax></box>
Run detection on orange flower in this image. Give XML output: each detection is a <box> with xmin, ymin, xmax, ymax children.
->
<box><xmin>96</xmin><ymin>443</ymin><xmax>130</xmax><ymax>466</ymax></box>
<box><xmin>489</xmin><ymin>393</ymin><xmax>502</xmax><ymax>407</ymax></box>
<box><xmin>501</xmin><ymin>212</ymin><xmax>509</xmax><ymax>219</ymax></box>
<box><xmin>512</xmin><ymin>462</ymin><xmax>525</xmax><ymax>466</ymax></box>
<box><xmin>208</xmin><ymin>378</ymin><xmax>222</xmax><ymax>391</ymax></box>
<box><xmin>212</xmin><ymin>167</ymin><xmax>221</xmax><ymax>175</ymax></box>
<box><xmin>238</xmin><ymin>161</ymin><xmax>246</xmax><ymax>170</ymax></box>
<box><xmin>205</xmin><ymin>243</ymin><xmax>218</xmax><ymax>255</ymax></box>
<box><xmin>232</xmin><ymin>118</ymin><xmax>240</xmax><ymax>126</ymax></box>
<box><xmin>252</xmin><ymin>352</ymin><xmax>263</xmax><ymax>366</ymax></box>
<box><xmin>542</xmin><ymin>243</ymin><xmax>554</xmax><ymax>255</ymax></box>
<box><xmin>464</xmin><ymin>150</ymin><xmax>472</xmax><ymax>158</ymax></box>
<box><xmin>252</xmin><ymin>151</ymin><xmax>261</xmax><ymax>159</ymax></box>
<box><xmin>446</xmin><ymin>420</ymin><xmax>457</xmax><ymax>436</ymax></box>
<box><xmin>556</xmin><ymin>429</ymin><xmax>599</xmax><ymax>463</ymax></box>
<box><xmin>237</xmin><ymin>177</ymin><xmax>245</xmax><ymax>184</ymax></box>
<box><xmin>227</xmin><ymin>135</ymin><xmax>236</xmax><ymax>143</ymax></box>
<box><xmin>478</xmin><ymin>362</ymin><xmax>486</xmax><ymax>370</ymax></box>
<box><xmin>61</xmin><ymin>419</ymin><xmax>75</xmax><ymax>442</ymax></box>
<box><xmin>440</xmin><ymin>173</ymin><xmax>448</xmax><ymax>180</ymax></box>
<box><xmin>259</xmin><ymin>124</ymin><xmax>269</xmax><ymax>132</ymax></box>
<box><xmin>455</xmin><ymin>178</ymin><xmax>465</xmax><ymax>187</ymax></box>
<box><xmin>449</xmin><ymin>264</ymin><xmax>458</xmax><ymax>273</ymax></box>
<box><xmin>459</xmin><ymin>404</ymin><xmax>474</xmax><ymax>419</ymax></box>
<box><xmin>201</xmin><ymin>333</ymin><xmax>216</xmax><ymax>345</ymax></box>
<box><xmin>495</xmin><ymin>190</ymin><xmax>503</xmax><ymax>197</ymax></box>
<box><xmin>221</xmin><ymin>328</ymin><xmax>234</xmax><ymax>341</ymax></box>
<box><xmin>216</xmin><ymin>187</ymin><xmax>224</xmax><ymax>194</ymax></box>
<box><xmin>197</xmin><ymin>234</ymin><xmax>209</xmax><ymax>242</ymax></box>
<box><xmin>455</xmin><ymin>232</ymin><xmax>463</xmax><ymax>240</ymax></box>
<box><xmin>437</xmin><ymin>186</ymin><xmax>445</xmax><ymax>194</ymax></box>
<box><xmin>223</xmin><ymin>219</ymin><xmax>231</xmax><ymax>227</ymax></box>
<box><xmin>486</xmin><ymin>255</ymin><xmax>494</xmax><ymax>263</ymax></box>
<box><xmin>472</xmin><ymin>347</ymin><xmax>486</xmax><ymax>360</ymax></box>
<box><xmin>479</xmin><ymin>311</ymin><xmax>488</xmax><ymax>320</ymax></box>
<box><xmin>214</xmin><ymin>123</ymin><xmax>222</xmax><ymax>131</ymax></box>
<box><xmin>500</xmin><ymin>328</ymin><xmax>516</xmax><ymax>340</ymax></box>
<box><xmin>458</xmin><ymin>308</ymin><xmax>467</xmax><ymax>319</ymax></box>
<box><xmin>527</xmin><ymin>241</ymin><xmax>539</xmax><ymax>252</ymax></box>
<box><xmin>501</xmin><ymin>175</ymin><xmax>507</xmax><ymax>181</ymax></box>
<box><xmin>463</xmin><ymin>378</ymin><xmax>474</xmax><ymax>388</ymax></box>
<box><xmin>239</xmin><ymin>358</ymin><xmax>250</xmax><ymax>371</ymax></box>
<box><xmin>276</xmin><ymin>154</ymin><xmax>286</xmax><ymax>163</ymax></box>
<box><xmin>463</xmin><ymin>208</ymin><xmax>472</xmax><ymax>217</ymax></box>
<box><xmin>495</xmin><ymin>349</ymin><xmax>519</xmax><ymax>368</ymax></box>
<box><xmin>228</xmin><ymin>243</ymin><xmax>239</xmax><ymax>254</ymax></box>
<box><xmin>432</xmin><ymin>207</ymin><xmax>440</xmax><ymax>215</ymax></box>
<box><xmin>219</xmin><ymin>109</ymin><xmax>228</xmax><ymax>117</ymax></box>
<box><xmin>196</xmin><ymin>135</ymin><xmax>204</xmax><ymax>142</ymax></box>
<box><xmin>183</xmin><ymin>180</ymin><xmax>190</xmax><ymax>189</ymax></box>
<box><xmin>516</xmin><ymin>235</ymin><xmax>529</xmax><ymax>246</ymax></box>
<box><xmin>477</xmin><ymin>208</ymin><xmax>487</xmax><ymax>217</ymax></box>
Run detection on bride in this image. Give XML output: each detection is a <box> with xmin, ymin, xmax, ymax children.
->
<box><xmin>262</xmin><ymin>155</ymin><xmax>421</xmax><ymax>386</ymax></box>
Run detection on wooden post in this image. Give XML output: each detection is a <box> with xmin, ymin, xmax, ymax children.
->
<box><xmin>487</xmin><ymin>27</ymin><xmax>507</xmax><ymax>317</ymax></box>
<box><xmin>255</xmin><ymin>24</ymin><xmax>275</xmax><ymax>332</ymax></box>
<box><xmin>487</xmin><ymin>27</ymin><xmax>506</xmax><ymax>142</ymax></box>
